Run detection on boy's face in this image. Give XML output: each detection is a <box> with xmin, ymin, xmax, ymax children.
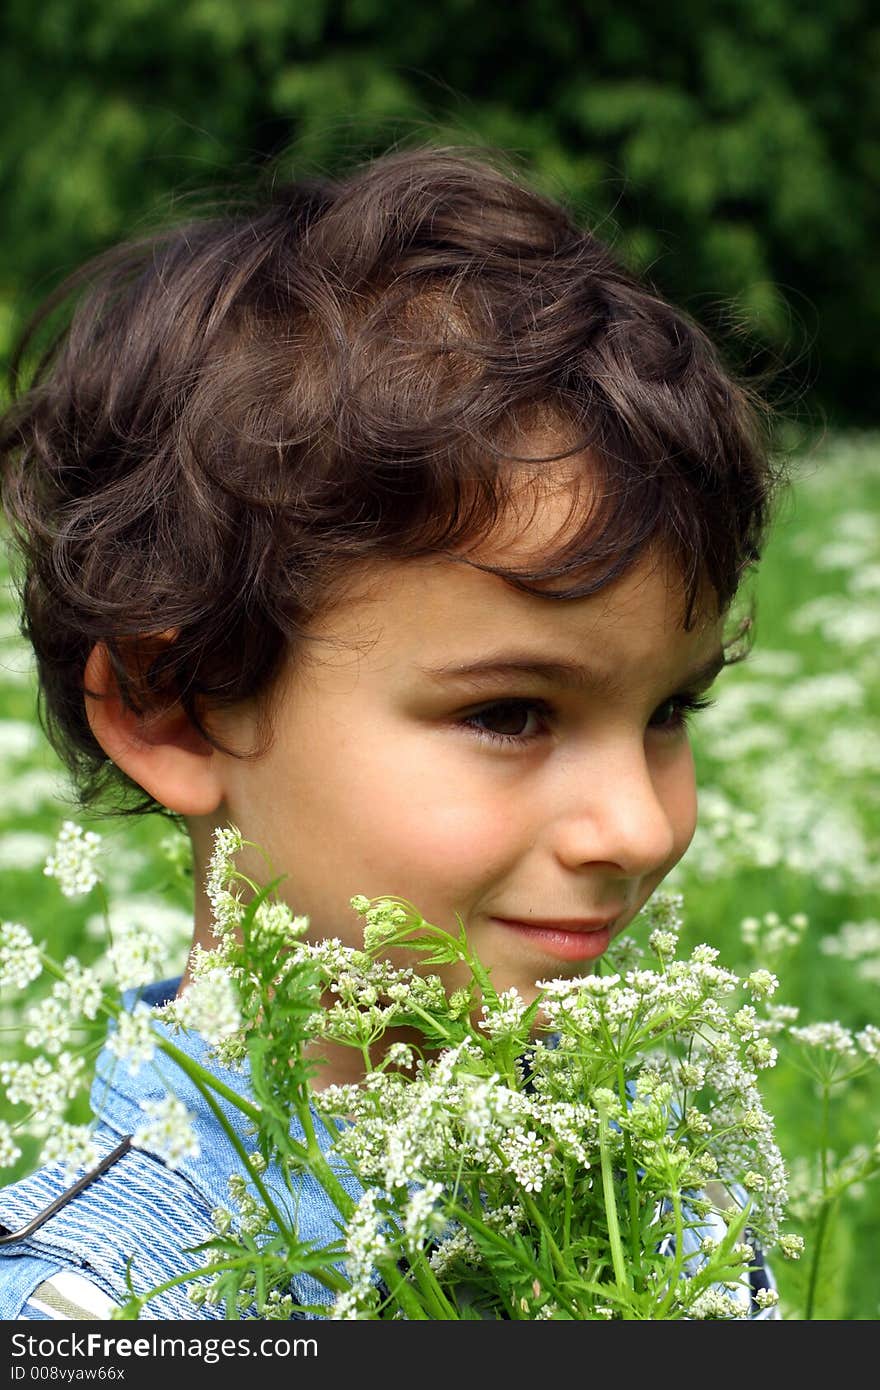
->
<box><xmin>201</xmin><ymin>470</ymin><xmax>725</xmax><ymax>1015</ymax></box>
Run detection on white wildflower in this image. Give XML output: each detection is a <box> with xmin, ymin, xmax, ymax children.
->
<box><xmin>691</xmin><ymin>944</ymin><xmax>720</xmax><ymax>965</ymax></box>
<box><xmin>501</xmin><ymin>1128</ymin><xmax>553</xmax><ymax>1193</ymax></box>
<box><xmin>331</xmin><ymin>1291</ymin><xmax>367</xmax><ymax>1320</ymax></box>
<box><xmin>678</xmin><ymin>1061</ymin><xmax>706</xmax><ymax>1089</ymax></box>
<box><xmin>740</xmin><ymin>912</ymin><xmax>807</xmax><ymax>956</ymax></box>
<box><xmin>743</xmin><ymin>1170</ymin><xmax>767</xmax><ymax>1192</ymax></box>
<box><xmin>0</xmin><ymin>921</ymin><xmax>42</xmax><ymax>991</ymax></box>
<box><xmin>746</xmin><ymin>1038</ymin><xmax>778</xmax><ymax>1070</ymax></box>
<box><xmin>458</xmin><ymin>1075</ymin><xmax>515</xmax><ymax>1151</ymax></box>
<box><xmin>760</xmin><ymin>1003</ymin><xmax>800</xmax><ymax>1035</ymax></box>
<box><xmin>107</xmin><ymin>925</ymin><xmax>169</xmax><ymax>991</ymax></box>
<box><xmin>24</xmin><ymin>997</ymin><xmax>74</xmax><ymax>1054</ymax></box>
<box><xmin>212</xmin><ymin>1206</ymin><xmax>234</xmax><ymax>1237</ymax></box>
<box><xmin>170</xmin><ymin>970</ymin><xmax>241</xmax><ymax>1044</ymax></box>
<box><xmin>206</xmin><ymin>825</ymin><xmax>245</xmax><ymax>936</ymax></box>
<box><xmin>733</xmin><ymin>1006</ymin><xmax>759</xmax><ymax>1039</ymax></box>
<box><xmin>428</xmin><ymin>1225</ymin><xmax>483</xmax><ymax>1279</ymax></box>
<box><xmin>480</xmin><ymin>988</ymin><xmax>528</xmax><ymax>1039</ymax></box>
<box><xmin>106</xmin><ymin>1003</ymin><xmax>158</xmax><ymax>1073</ymax></box>
<box><xmin>856</xmin><ymin>1025</ymin><xmax>880</xmax><ymax>1061</ymax></box>
<box><xmin>0</xmin><ymin>1051</ymin><xmax>84</xmax><ymax>1121</ymax></box>
<box><xmin>41</xmin><ymin>1124</ymin><xmax>100</xmax><ymax>1182</ymax></box>
<box><xmin>344</xmin><ymin>1187</ymin><xmax>390</xmax><ymax>1296</ymax></box>
<box><xmin>251</xmin><ymin>901</ymin><xmax>309</xmax><ymax>948</ymax></box>
<box><xmin>133</xmin><ymin>1096</ymin><xmax>200</xmax><ymax>1169</ymax></box>
<box><xmin>688</xmin><ymin>1288</ymin><xmax>749</xmax><ymax>1319</ymax></box>
<box><xmin>403</xmin><ymin>1181</ymin><xmax>445</xmax><ymax>1252</ymax></box>
<box><xmin>385</xmin><ymin>1042</ymin><xmax>415</xmax><ymax>1070</ymax></box>
<box><xmin>755</xmin><ymin>1287</ymin><xmax>779</xmax><ymax>1310</ymax></box>
<box><xmin>820</xmin><ymin>919</ymin><xmax>880</xmax><ymax>961</ymax></box>
<box><xmin>685</xmin><ymin>1107</ymin><xmax>712</xmax><ymax>1136</ymax></box>
<box><xmin>789</xmin><ymin>1022</ymin><xmax>857</xmax><ymax>1055</ymax></box>
<box><xmin>581</xmin><ymin>973</ymin><xmax>622</xmax><ymax>996</ymax></box>
<box><xmin>43</xmin><ymin>822</ymin><xmax>102</xmax><ymax>898</ymax></box>
<box><xmin>56</xmin><ymin>959</ymin><xmax>104</xmax><ymax>1021</ymax></box>
<box><xmin>362</xmin><ymin>900</ymin><xmax>411</xmax><ymax>951</ymax></box>
<box><xmin>779</xmin><ymin>1233</ymin><xmax>805</xmax><ymax>1259</ymax></box>
<box><xmin>746</xmin><ymin>970</ymin><xmax>779</xmax><ymax>1000</ymax></box>
<box><xmin>0</xmin><ymin>1121</ymin><xmax>21</xmax><ymax>1167</ymax></box>
<box><xmin>649</xmin><ymin>929</ymin><xmax>678</xmax><ymax>960</ymax></box>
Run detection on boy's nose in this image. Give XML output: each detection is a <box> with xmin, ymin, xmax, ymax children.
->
<box><xmin>549</xmin><ymin>746</ymin><xmax>679</xmax><ymax>880</ymax></box>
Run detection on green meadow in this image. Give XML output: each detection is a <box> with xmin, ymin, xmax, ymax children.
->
<box><xmin>1</xmin><ymin>429</ymin><xmax>878</xmax><ymax>1318</ymax></box>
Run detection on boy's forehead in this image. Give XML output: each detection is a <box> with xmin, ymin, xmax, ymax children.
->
<box><xmin>301</xmin><ymin>467</ymin><xmax>721</xmax><ymax>684</ymax></box>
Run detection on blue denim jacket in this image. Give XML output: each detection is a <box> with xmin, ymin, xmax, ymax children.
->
<box><xmin>0</xmin><ymin>977</ymin><xmax>363</xmax><ymax>1319</ymax></box>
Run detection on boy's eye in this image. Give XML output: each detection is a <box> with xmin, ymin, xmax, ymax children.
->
<box><xmin>459</xmin><ymin>692</ymin><xmax>716</xmax><ymax>747</ymax></box>
<box><xmin>460</xmin><ymin>699</ymin><xmax>549</xmax><ymax>745</ymax></box>
<box><xmin>649</xmin><ymin>693</ymin><xmax>716</xmax><ymax>733</ymax></box>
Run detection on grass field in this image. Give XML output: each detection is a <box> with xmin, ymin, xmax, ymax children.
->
<box><xmin>1</xmin><ymin>429</ymin><xmax>878</xmax><ymax>1318</ymax></box>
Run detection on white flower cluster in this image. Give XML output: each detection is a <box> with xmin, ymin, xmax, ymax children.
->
<box><xmin>820</xmin><ymin>918</ymin><xmax>880</xmax><ymax>985</ymax></box>
<box><xmin>251</xmin><ymin>901</ymin><xmax>309</xmax><ymax>950</ymax></box>
<box><xmin>0</xmin><ymin>1119</ymin><xmax>22</xmax><ymax>1167</ymax></box>
<box><xmin>740</xmin><ymin>912</ymin><xmax>808</xmax><ymax>959</ymax></box>
<box><xmin>56</xmin><ymin>958</ymin><xmax>104</xmax><ymax>1020</ymax></box>
<box><xmin>350</xmin><ymin>896</ymin><xmax>413</xmax><ymax>953</ymax></box>
<box><xmin>333</xmin><ymin>1187</ymin><xmax>391</xmax><ymax>1318</ymax></box>
<box><xmin>787</xmin><ymin>1020</ymin><xmax>880</xmax><ymax>1065</ymax></box>
<box><xmin>41</xmin><ymin>1123</ymin><xmax>100</xmax><ymax>1182</ymax></box>
<box><xmin>403</xmin><ymin>1180</ymin><xmax>445</xmax><ymax>1252</ymax></box>
<box><xmin>22</xmin><ymin>959</ymin><xmax>106</xmax><ymax>1055</ymax></box>
<box><xmin>132</xmin><ymin>1096</ymin><xmax>200</xmax><ymax>1170</ymax></box>
<box><xmin>479</xmin><ymin>987</ymin><xmax>528</xmax><ymax>1039</ymax></box>
<box><xmin>0</xmin><ymin>1052</ymin><xmax>84</xmax><ymax>1132</ymax></box>
<box><xmin>43</xmin><ymin>821</ymin><xmax>102</xmax><ymax>898</ymax></box>
<box><xmin>106</xmin><ymin>1003</ymin><xmax>158</xmax><ymax>1073</ymax></box>
<box><xmin>24</xmin><ymin>996</ymin><xmax>73</xmax><ymax>1055</ymax></box>
<box><xmin>0</xmin><ymin>920</ymin><xmax>42</xmax><ymax>991</ymax></box>
<box><xmin>107</xmin><ymin>923</ymin><xmax>171</xmax><ymax>992</ymax></box>
<box><xmin>789</xmin><ymin>1021</ymin><xmax>858</xmax><ymax>1056</ymax></box>
<box><xmin>162</xmin><ymin>968</ymin><xmax>242</xmax><ymax>1046</ymax></box>
<box><xmin>206</xmin><ymin>826</ymin><xmax>246</xmax><ymax>936</ymax></box>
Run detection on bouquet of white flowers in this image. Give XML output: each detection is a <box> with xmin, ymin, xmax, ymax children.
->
<box><xmin>0</xmin><ymin>823</ymin><xmax>836</xmax><ymax>1320</ymax></box>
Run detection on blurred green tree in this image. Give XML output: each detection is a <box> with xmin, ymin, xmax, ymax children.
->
<box><xmin>2</xmin><ymin>0</ymin><xmax>876</xmax><ymax>423</ymax></box>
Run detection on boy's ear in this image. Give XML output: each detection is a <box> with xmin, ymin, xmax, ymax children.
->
<box><xmin>83</xmin><ymin>642</ymin><xmax>225</xmax><ymax>816</ymax></box>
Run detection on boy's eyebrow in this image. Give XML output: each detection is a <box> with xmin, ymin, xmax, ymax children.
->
<box><xmin>418</xmin><ymin>648</ymin><xmax>727</xmax><ymax>696</ymax></box>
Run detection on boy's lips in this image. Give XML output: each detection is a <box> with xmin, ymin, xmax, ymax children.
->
<box><xmin>490</xmin><ymin>914</ymin><xmax>622</xmax><ymax>963</ymax></box>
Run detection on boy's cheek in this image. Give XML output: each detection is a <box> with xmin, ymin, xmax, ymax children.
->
<box><xmin>376</xmin><ymin>797</ymin><xmax>517</xmax><ymax>901</ymax></box>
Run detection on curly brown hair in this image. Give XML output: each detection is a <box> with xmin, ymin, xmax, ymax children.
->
<box><xmin>0</xmin><ymin>144</ymin><xmax>782</xmax><ymax>814</ymax></box>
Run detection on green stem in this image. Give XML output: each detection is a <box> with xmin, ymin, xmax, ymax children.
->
<box><xmin>407</xmin><ymin>1250</ymin><xmax>460</xmax><ymax>1319</ymax></box>
<box><xmin>616</xmin><ymin>1064</ymin><xmax>642</xmax><ymax>1287</ymax></box>
<box><xmin>517</xmin><ymin>1187</ymin><xmax>573</xmax><ymax>1287</ymax></box>
<box><xmin>654</xmin><ymin>1187</ymin><xmax>685</xmax><ymax>1318</ymax></box>
<box><xmin>597</xmin><ymin>1111</ymin><xmax>630</xmax><ymax>1299</ymax></box>
<box><xmin>158</xmin><ymin>1037</ymin><xmax>262</xmax><ymax>1125</ymax></box>
<box><xmin>196</xmin><ymin>1082</ymin><xmax>291</xmax><ymax>1237</ymax></box>
<box><xmin>805</xmin><ymin>1197</ymin><xmax>833</xmax><ymax>1321</ymax></box>
<box><xmin>289</xmin><ymin>1085</ymin><xmax>359</xmax><ymax>1223</ymax></box>
<box><xmin>124</xmin><ymin>1248</ymin><xmax>348</xmax><ymax>1315</ymax></box>
<box><xmin>804</xmin><ymin>1081</ymin><xmax>834</xmax><ymax>1321</ymax></box>
<box><xmin>820</xmin><ymin>1083</ymin><xmax>830</xmax><ymax>1192</ymax></box>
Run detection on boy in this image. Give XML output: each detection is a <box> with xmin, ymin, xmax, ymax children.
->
<box><xmin>0</xmin><ymin>144</ymin><xmax>780</xmax><ymax>1317</ymax></box>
